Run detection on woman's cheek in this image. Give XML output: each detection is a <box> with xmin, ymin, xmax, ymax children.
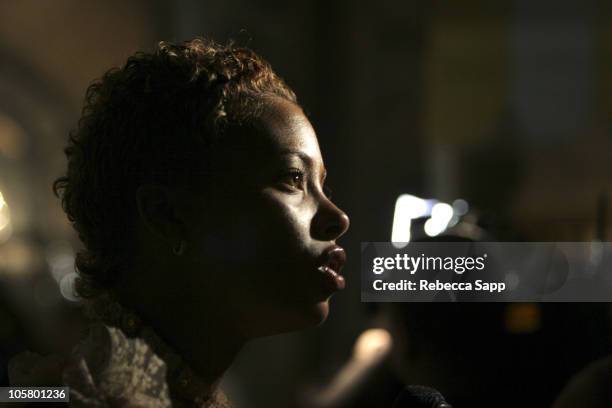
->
<box><xmin>259</xmin><ymin>189</ymin><xmax>314</xmax><ymax>248</ymax></box>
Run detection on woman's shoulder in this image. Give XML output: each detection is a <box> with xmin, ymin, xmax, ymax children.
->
<box><xmin>9</xmin><ymin>323</ymin><xmax>172</xmax><ymax>407</ymax></box>
<box><xmin>9</xmin><ymin>323</ymin><xmax>232</xmax><ymax>407</ymax></box>
<box><xmin>64</xmin><ymin>323</ymin><xmax>172</xmax><ymax>407</ymax></box>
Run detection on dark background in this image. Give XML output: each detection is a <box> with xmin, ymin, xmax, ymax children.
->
<box><xmin>0</xmin><ymin>0</ymin><xmax>611</xmax><ymax>407</ymax></box>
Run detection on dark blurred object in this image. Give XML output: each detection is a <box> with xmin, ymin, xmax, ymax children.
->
<box><xmin>392</xmin><ymin>385</ymin><xmax>452</xmax><ymax>408</ymax></box>
<box><xmin>388</xmin><ymin>302</ymin><xmax>612</xmax><ymax>407</ymax></box>
<box><xmin>0</xmin><ymin>285</ymin><xmax>27</xmax><ymax>387</ymax></box>
<box><xmin>552</xmin><ymin>355</ymin><xmax>612</xmax><ymax>408</ymax></box>
<box><xmin>383</xmin><ymin>206</ymin><xmax>612</xmax><ymax>407</ymax></box>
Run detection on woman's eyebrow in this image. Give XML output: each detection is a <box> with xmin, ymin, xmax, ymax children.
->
<box><xmin>279</xmin><ymin>151</ymin><xmax>314</xmax><ymax>166</ymax></box>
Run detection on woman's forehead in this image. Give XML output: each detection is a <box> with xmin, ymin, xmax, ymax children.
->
<box><xmin>252</xmin><ymin>99</ymin><xmax>322</xmax><ymax>160</ymax></box>
<box><xmin>214</xmin><ymin>99</ymin><xmax>324</xmax><ymax>174</ymax></box>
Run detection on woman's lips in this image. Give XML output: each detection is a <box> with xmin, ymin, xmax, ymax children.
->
<box><xmin>318</xmin><ymin>265</ymin><xmax>346</xmax><ymax>291</ymax></box>
<box><xmin>318</xmin><ymin>246</ymin><xmax>347</xmax><ymax>292</ymax></box>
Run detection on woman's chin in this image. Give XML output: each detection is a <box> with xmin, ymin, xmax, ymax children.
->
<box><xmin>276</xmin><ymin>299</ymin><xmax>331</xmax><ymax>333</ymax></box>
<box><xmin>242</xmin><ymin>297</ymin><xmax>334</xmax><ymax>338</ymax></box>
<box><xmin>307</xmin><ymin>299</ymin><xmax>331</xmax><ymax>326</ymax></box>
<box><xmin>271</xmin><ymin>300</ymin><xmax>332</xmax><ymax>336</ymax></box>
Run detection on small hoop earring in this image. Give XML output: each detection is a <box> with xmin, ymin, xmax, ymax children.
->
<box><xmin>172</xmin><ymin>240</ymin><xmax>186</xmax><ymax>256</ymax></box>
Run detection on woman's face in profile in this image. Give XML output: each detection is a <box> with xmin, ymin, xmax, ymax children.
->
<box><xmin>178</xmin><ymin>98</ymin><xmax>350</xmax><ymax>337</ymax></box>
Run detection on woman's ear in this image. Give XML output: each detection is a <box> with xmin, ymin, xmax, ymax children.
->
<box><xmin>135</xmin><ymin>183</ymin><xmax>185</xmax><ymax>245</ymax></box>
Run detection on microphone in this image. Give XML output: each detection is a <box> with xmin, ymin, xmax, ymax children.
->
<box><xmin>392</xmin><ymin>385</ymin><xmax>453</xmax><ymax>408</ymax></box>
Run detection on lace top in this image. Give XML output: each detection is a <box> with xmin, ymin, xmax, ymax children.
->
<box><xmin>9</xmin><ymin>294</ymin><xmax>232</xmax><ymax>408</ymax></box>
<box><xmin>64</xmin><ymin>323</ymin><xmax>172</xmax><ymax>407</ymax></box>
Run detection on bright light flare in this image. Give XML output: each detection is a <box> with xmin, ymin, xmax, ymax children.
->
<box><xmin>0</xmin><ymin>191</ymin><xmax>12</xmax><ymax>243</ymax></box>
<box><xmin>392</xmin><ymin>194</ymin><xmax>433</xmax><ymax>247</ymax></box>
<box><xmin>353</xmin><ymin>328</ymin><xmax>393</xmax><ymax>361</ymax></box>
<box><xmin>424</xmin><ymin>202</ymin><xmax>454</xmax><ymax>237</ymax></box>
<box><xmin>452</xmin><ymin>198</ymin><xmax>469</xmax><ymax>216</ymax></box>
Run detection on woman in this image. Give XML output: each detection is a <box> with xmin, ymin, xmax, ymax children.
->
<box><xmin>35</xmin><ymin>38</ymin><xmax>348</xmax><ymax>406</ymax></box>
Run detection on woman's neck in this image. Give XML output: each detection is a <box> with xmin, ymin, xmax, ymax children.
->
<box><xmin>92</xmin><ymin>290</ymin><xmax>246</xmax><ymax>401</ymax></box>
<box><xmin>153</xmin><ymin>305</ymin><xmax>246</xmax><ymax>388</ymax></box>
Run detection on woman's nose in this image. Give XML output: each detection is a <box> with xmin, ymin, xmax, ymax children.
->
<box><xmin>313</xmin><ymin>198</ymin><xmax>350</xmax><ymax>242</ymax></box>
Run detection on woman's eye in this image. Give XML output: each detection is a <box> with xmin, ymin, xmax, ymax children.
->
<box><xmin>282</xmin><ymin>169</ymin><xmax>305</xmax><ymax>190</ymax></box>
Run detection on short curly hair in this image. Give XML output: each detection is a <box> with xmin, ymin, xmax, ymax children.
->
<box><xmin>53</xmin><ymin>38</ymin><xmax>297</xmax><ymax>300</ymax></box>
